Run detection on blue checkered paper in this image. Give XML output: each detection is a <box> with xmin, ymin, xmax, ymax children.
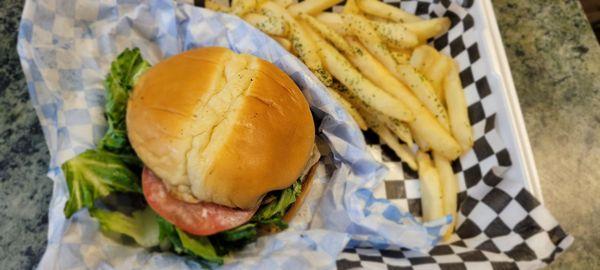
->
<box><xmin>17</xmin><ymin>0</ymin><xmax>454</xmax><ymax>269</ymax></box>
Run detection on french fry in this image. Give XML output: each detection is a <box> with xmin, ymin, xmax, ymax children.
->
<box><xmin>412</xmin><ymin>114</ymin><xmax>462</xmax><ymax>159</ymax></box>
<box><xmin>273</xmin><ymin>0</ymin><xmax>295</xmax><ymax>8</ymax></box>
<box><xmin>343</xmin><ymin>37</ymin><xmax>446</xmax><ymax>129</ymax></box>
<box><xmin>231</xmin><ymin>0</ymin><xmax>256</xmax><ymax>16</ymax></box>
<box><xmin>342</xmin><ymin>38</ymin><xmax>461</xmax><ymax>160</ymax></box>
<box><xmin>341</xmin><ymin>14</ymin><xmax>397</xmax><ymax>72</ymax></box>
<box><xmin>395</xmin><ymin>64</ymin><xmax>450</xmax><ymax>130</ymax></box>
<box><xmin>324</xmin><ymin>87</ymin><xmax>368</xmax><ymax>130</ymax></box>
<box><xmin>300</xmin><ymin>14</ymin><xmax>353</xmax><ymax>56</ymax></box>
<box><xmin>404</xmin><ymin>17</ymin><xmax>451</xmax><ymax>42</ymax></box>
<box><xmin>205</xmin><ymin>0</ymin><xmax>231</xmax><ymax>12</ymax></box>
<box><xmin>365</xmin><ymin>13</ymin><xmax>390</xmax><ymax>22</ymax></box>
<box><xmin>315</xmin><ymin>12</ymin><xmax>348</xmax><ymax>34</ymax></box>
<box><xmin>259</xmin><ymin>2</ymin><xmax>332</xmax><ymax>85</ymax></box>
<box><xmin>329</xmin><ymin>80</ymin><xmax>369</xmax><ymax>108</ymax></box>
<box><xmin>412</xmin><ymin>128</ymin><xmax>429</xmax><ymax>151</ymax></box>
<box><xmin>416</xmin><ymin>152</ymin><xmax>444</xmax><ymax>222</ymax></box>
<box><xmin>343</xmin><ymin>0</ymin><xmax>361</xmax><ymax>14</ymax></box>
<box><xmin>307</xmin><ymin>27</ymin><xmax>414</xmax><ymax>123</ymax></box>
<box><xmin>356</xmin><ymin>105</ymin><xmax>417</xmax><ymax>169</ymax></box>
<box><xmin>423</xmin><ymin>53</ymin><xmax>452</xmax><ymax>104</ymax></box>
<box><xmin>343</xmin><ymin>15</ymin><xmax>437</xmax><ymax>130</ymax></box>
<box><xmin>391</xmin><ymin>49</ymin><xmax>410</xmax><ymax>65</ymax></box>
<box><xmin>329</xmin><ymin>83</ymin><xmax>414</xmax><ymax>160</ymax></box>
<box><xmin>410</xmin><ymin>45</ymin><xmax>452</xmax><ymax>104</ymax></box>
<box><xmin>392</xmin><ymin>46</ymin><xmax>412</xmax><ymax>56</ymax></box>
<box><xmin>409</xmin><ymin>47</ymin><xmax>426</xmax><ymax>71</ymax></box>
<box><xmin>244</xmin><ymin>13</ymin><xmax>288</xmax><ymax>36</ymax></box>
<box><xmin>433</xmin><ymin>152</ymin><xmax>458</xmax><ymax>241</ymax></box>
<box><xmin>390</xmin><ymin>48</ymin><xmax>413</xmax><ymax>64</ymax></box>
<box><xmin>383</xmin><ymin>116</ymin><xmax>413</xmax><ymax>147</ymax></box>
<box><xmin>372</xmin><ymin>124</ymin><xmax>417</xmax><ymax>170</ymax></box>
<box><xmin>319</xmin><ymin>13</ymin><xmax>417</xmax><ymax>52</ymax></box>
<box><xmin>370</xmin><ymin>21</ymin><xmax>419</xmax><ymax>49</ymax></box>
<box><xmin>272</xmin><ymin>36</ymin><xmax>292</xmax><ymax>51</ymax></box>
<box><xmin>444</xmin><ymin>60</ymin><xmax>473</xmax><ymax>152</ymax></box>
<box><xmin>357</xmin><ymin>0</ymin><xmax>422</xmax><ymax>23</ymax></box>
<box><xmin>287</xmin><ymin>0</ymin><xmax>344</xmax><ymax>16</ymax></box>
<box><xmin>410</xmin><ymin>45</ymin><xmax>437</xmax><ymax>72</ymax></box>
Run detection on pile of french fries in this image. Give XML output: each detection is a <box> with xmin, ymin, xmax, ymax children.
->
<box><xmin>206</xmin><ymin>0</ymin><xmax>473</xmax><ymax>241</ymax></box>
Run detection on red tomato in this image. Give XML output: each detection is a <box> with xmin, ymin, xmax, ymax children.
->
<box><xmin>142</xmin><ymin>167</ymin><xmax>257</xmax><ymax>236</ymax></box>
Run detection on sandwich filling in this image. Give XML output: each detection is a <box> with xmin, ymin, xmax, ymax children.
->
<box><xmin>143</xmin><ymin>144</ymin><xmax>320</xmax><ymax>236</ymax></box>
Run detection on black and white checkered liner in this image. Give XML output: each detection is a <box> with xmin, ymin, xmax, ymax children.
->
<box><xmin>335</xmin><ymin>1</ymin><xmax>571</xmax><ymax>269</ymax></box>
<box><xmin>194</xmin><ymin>0</ymin><xmax>571</xmax><ymax>269</ymax></box>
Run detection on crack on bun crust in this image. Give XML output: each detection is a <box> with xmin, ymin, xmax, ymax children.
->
<box><xmin>127</xmin><ymin>47</ymin><xmax>315</xmax><ymax>209</ymax></box>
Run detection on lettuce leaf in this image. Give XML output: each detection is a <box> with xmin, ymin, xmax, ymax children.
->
<box><xmin>253</xmin><ymin>179</ymin><xmax>302</xmax><ymax>222</ymax></box>
<box><xmin>177</xmin><ymin>229</ymin><xmax>223</xmax><ymax>264</ymax></box>
<box><xmin>90</xmin><ymin>207</ymin><xmax>159</xmax><ymax>247</ymax></box>
<box><xmin>62</xmin><ymin>149</ymin><xmax>142</xmax><ymax>218</ymax></box>
<box><xmin>98</xmin><ymin>48</ymin><xmax>150</xmax><ymax>154</ymax></box>
<box><xmin>157</xmin><ymin>216</ymin><xmax>184</xmax><ymax>253</ymax></box>
<box><xmin>62</xmin><ymin>48</ymin><xmax>150</xmax><ymax>218</ymax></box>
<box><xmin>219</xmin><ymin>223</ymin><xmax>257</xmax><ymax>242</ymax></box>
<box><xmin>157</xmin><ymin>217</ymin><xmax>223</xmax><ymax>264</ymax></box>
<box><xmin>209</xmin><ymin>223</ymin><xmax>258</xmax><ymax>256</ymax></box>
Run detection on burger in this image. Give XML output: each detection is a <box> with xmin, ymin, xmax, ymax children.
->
<box><xmin>61</xmin><ymin>47</ymin><xmax>320</xmax><ymax>263</ymax></box>
<box><xmin>128</xmin><ymin>46</ymin><xmax>319</xmax><ymax>236</ymax></box>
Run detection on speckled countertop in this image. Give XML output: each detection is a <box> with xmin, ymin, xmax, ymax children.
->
<box><xmin>494</xmin><ymin>1</ymin><xmax>600</xmax><ymax>269</ymax></box>
<box><xmin>1</xmin><ymin>1</ymin><xmax>599</xmax><ymax>269</ymax></box>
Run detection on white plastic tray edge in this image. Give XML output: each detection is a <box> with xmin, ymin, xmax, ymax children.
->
<box><xmin>476</xmin><ymin>0</ymin><xmax>544</xmax><ymax>203</ymax></box>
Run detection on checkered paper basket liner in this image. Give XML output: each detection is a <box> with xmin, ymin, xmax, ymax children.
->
<box><xmin>321</xmin><ymin>1</ymin><xmax>572</xmax><ymax>269</ymax></box>
<box><xmin>196</xmin><ymin>0</ymin><xmax>574</xmax><ymax>269</ymax></box>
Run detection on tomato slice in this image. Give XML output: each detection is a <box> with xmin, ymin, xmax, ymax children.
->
<box><xmin>142</xmin><ymin>167</ymin><xmax>257</xmax><ymax>236</ymax></box>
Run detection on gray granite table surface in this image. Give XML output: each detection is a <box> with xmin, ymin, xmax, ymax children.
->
<box><xmin>1</xmin><ymin>0</ymin><xmax>599</xmax><ymax>269</ymax></box>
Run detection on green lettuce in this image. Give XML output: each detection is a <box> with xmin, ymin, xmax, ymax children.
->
<box><xmin>219</xmin><ymin>223</ymin><xmax>257</xmax><ymax>242</ymax></box>
<box><xmin>253</xmin><ymin>179</ymin><xmax>303</xmax><ymax>222</ymax></box>
<box><xmin>157</xmin><ymin>217</ymin><xmax>223</xmax><ymax>264</ymax></box>
<box><xmin>62</xmin><ymin>48</ymin><xmax>150</xmax><ymax>218</ymax></box>
<box><xmin>98</xmin><ymin>48</ymin><xmax>150</xmax><ymax>154</ymax></box>
<box><xmin>90</xmin><ymin>207</ymin><xmax>159</xmax><ymax>247</ymax></box>
<box><xmin>177</xmin><ymin>229</ymin><xmax>223</xmax><ymax>264</ymax></box>
<box><xmin>157</xmin><ymin>216</ymin><xmax>184</xmax><ymax>253</ymax></box>
<box><xmin>62</xmin><ymin>149</ymin><xmax>142</xmax><ymax>218</ymax></box>
<box><xmin>209</xmin><ymin>223</ymin><xmax>258</xmax><ymax>256</ymax></box>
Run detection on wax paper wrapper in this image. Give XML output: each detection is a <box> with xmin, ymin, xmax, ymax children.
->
<box><xmin>17</xmin><ymin>0</ymin><xmax>572</xmax><ymax>269</ymax></box>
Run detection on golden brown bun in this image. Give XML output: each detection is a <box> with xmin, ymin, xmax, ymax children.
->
<box><xmin>127</xmin><ymin>47</ymin><xmax>315</xmax><ymax>209</ymax></box>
